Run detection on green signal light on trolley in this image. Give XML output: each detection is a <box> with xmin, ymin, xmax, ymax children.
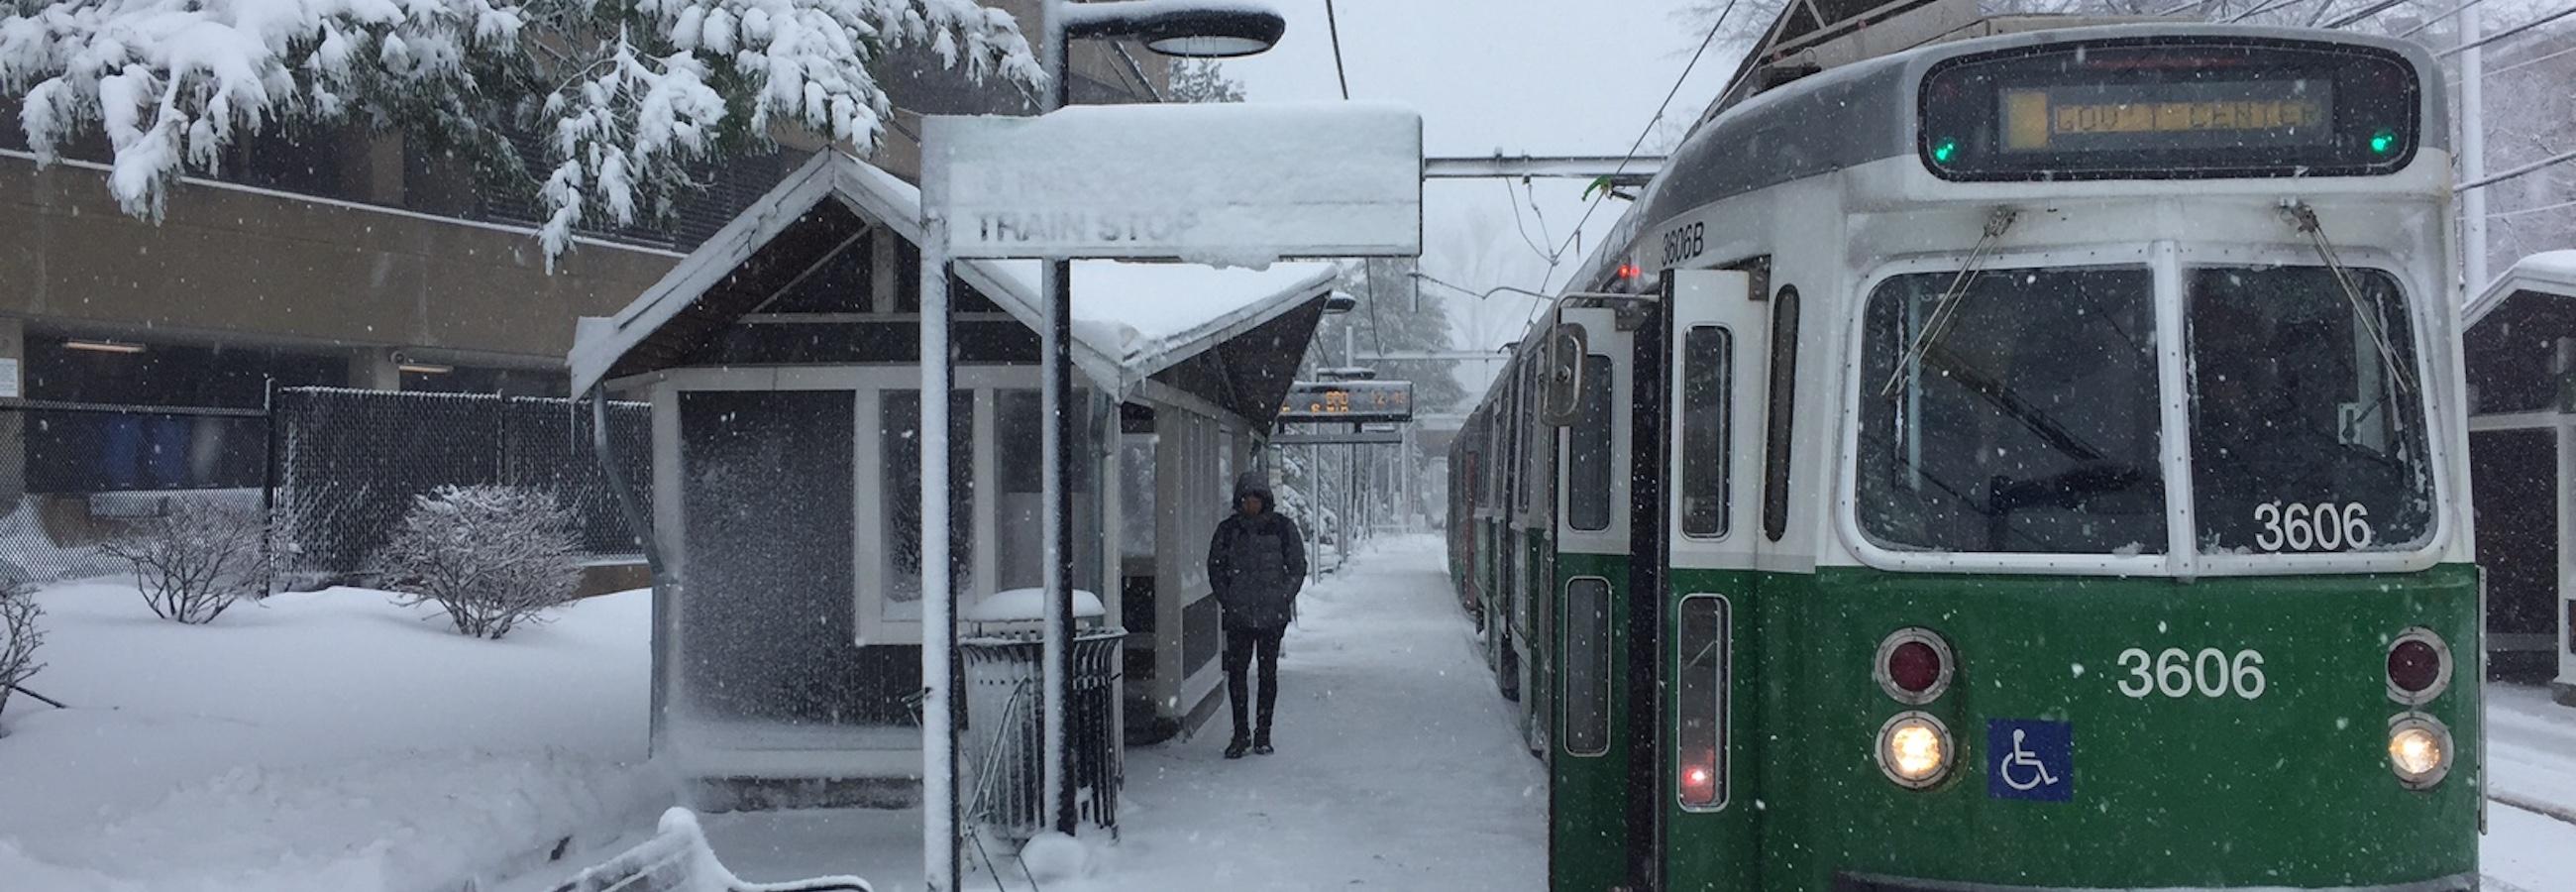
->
<box><xmin>2369</xmin><ymin>128</ymin><xmax>2401</xmax><ymax>157</ymax></box>
<box><xmin>1931</xmin><ymin>137</ymin><xmax>1960</xmax><ymax>165</ymax></box>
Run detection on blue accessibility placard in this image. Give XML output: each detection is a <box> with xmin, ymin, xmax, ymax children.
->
<box><xmin>1987</xmin><ymin>719</ymin><xmax>2074</xmax><ymax>802</ymax></box>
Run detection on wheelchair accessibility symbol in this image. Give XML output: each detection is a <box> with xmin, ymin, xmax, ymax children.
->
<box><xmin>1986</xmin><ymin>719</ymin><xmax>2073</xmax><ymax>802</ymax></box>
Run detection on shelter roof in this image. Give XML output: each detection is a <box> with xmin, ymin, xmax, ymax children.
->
<box><xmin>2466</xmin><ymin>252</ymin><xmax>2576</xmax><ymax>416</ymax></box>
<box><xmin>569</xmin><ymin>151</ymin><xmax>1338</xmax><ymax>406</ymax></box>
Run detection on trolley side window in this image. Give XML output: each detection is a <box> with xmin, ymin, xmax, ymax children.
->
<box><xmin>1857</xmin><ymin>266</ymin><xmax>2165</xmax><ymax>554</ymax></box>
<box><xmin>1675</xmin><ymin>595</ymin><xmax>1728</xmax><ymax>810</ymax></box>
<box><xmin>1569</xmin><ymin>355</ymin><xmax>1616</xmax><ymax>531</ymax></box>
<box><xmin>1762</xmin><ymin>287</ymin><xmax>1800</xmax><ymax>542</ymax></box>
<box><xmin>1563</xmin><ymin>577</ymin><xmax>1613</xmax><ymax>756</ymax></box>
<box><xmin>2188</xmin><ymin>267</ymin><xmax>2431</xmax><ymax>554</ymax></box>
<box><xmin>1681</xmin><ymin>326</ymin><xmax>1734</xmax><ymax>538</ymax></box>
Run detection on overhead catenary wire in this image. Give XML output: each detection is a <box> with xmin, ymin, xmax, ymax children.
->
<box><xmin>1535</xmin><ymin>0</ymin><xmax>1741</xmax><ymax>295</ymax></box>
<box><xmin>2485</xmin><ymin>194</ymin><xmax>2576</xmax><ymax>219</ymax></box>
<box><xmin>2400</xmin><ymin>0</ymin><xmax>2500</xmax><ymax>39</ymax></box>
<box><xmin>2322</xmin><ymin>0</ymin><xmax>2413</xmax><ymax>30</ymax></box>
<box><xmin>2222</xmin><ymin>0</ymin><xmax>2331</xmax><ymax>25</ymax></box>
<box><xmin>2439</xmin><ymin>4</ymin><xmax>2576</xmax><ymax>57</ymax></box>
<box><xmin>2487</xmin><ymin>40</ymin><xmax>2576</xmax><ymax>77</ymax></box>
<box><xmin>2459</xmin><ymin>144</ymin><xmax>2576</xmax><ymax>191</ymax></box>
<box><xmin>1501</xmin><ymin>177</ymin><xmax>1560</xmax><ymax>267</ymax></box>
<box><xmin>1323</xmin><ymin>0</ymin><xmax>1351</xmax><ymax>100</ymax></box>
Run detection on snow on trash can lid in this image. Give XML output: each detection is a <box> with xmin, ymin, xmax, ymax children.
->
<box><xmin>966</xmin><ymin>588</ymin><xmax>1107</xmax><ymax>623</ymax></box>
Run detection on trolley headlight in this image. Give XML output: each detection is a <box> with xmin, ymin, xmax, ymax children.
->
<box><xmin>1876</xmin><ymin>712</ymin><xmax>1953</xmax><ymax>789</ymax></box>
<box><xmin>2387</xmin><ymin>714</ymin><xmax>2453</xmax><ymax>789</ymax></box>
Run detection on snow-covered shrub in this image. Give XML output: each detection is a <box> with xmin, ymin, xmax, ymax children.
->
<box><xmin>101</xmin><ymin>497</ymin><xmax>267</xmax><ymax>624</ymax></box>
<box><xmin>0</xmin><ymin>578</ymin><xmax>42</xmax><ymax>724</ymax></box>
<box><xmin>370</xmin><ymin>485</ymin><xmax>583</xmax><ymax>640</ymax></box>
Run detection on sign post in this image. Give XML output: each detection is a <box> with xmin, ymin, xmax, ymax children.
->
<box><xmin>917</xmin><ymin>100</ymin><xmax>1421</xmax><ymax>888</ymax></box>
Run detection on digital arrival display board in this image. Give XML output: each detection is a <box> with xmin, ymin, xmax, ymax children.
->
<box><xmin>1279</xmin><ymin>381</ymin><xmax>1415</xmax><ymax>424</ymax></box>
<box><xmin>1920</xmin><ymin>39</ymin><xmax>2418</xmax><ymax>180</ymax></box>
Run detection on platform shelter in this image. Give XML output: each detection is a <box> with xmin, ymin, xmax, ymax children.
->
<box><xmin>2465</xmin><ymin>251</ymin><xmax>2576</xmax><ymax>706</ymax></box>
<box><xmin>569</xmin><ymin>152</ymin><xmax>1337</xmax><ymax>786</ymax></box>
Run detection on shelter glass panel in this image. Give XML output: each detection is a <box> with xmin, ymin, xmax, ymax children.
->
<box><xmin>995</xmin><ymin>389</ymin><xmax>1107</xmax><ymax>593</ymax></box>
<box><xmin>677</xmin><ymin>390</ymin><xmax>877</xmax><ymax>726</ymax></box>
<box><xmin>1857</xmin><ymin>268</ymin><xmax>2164</xmax><ymax>554</ymax></box>
<box><xmin>2188</xmin><ymin>267</ymin><xmax>2431</xmax><ymax>553</ymax></box>
<box><xmin>881</xmin><ymin>390</ymin><xmax>974</xmax><ymax>604</ymax></box>
<box><xmin>1121</xmin><ymin>434</ymin><xmax>1159</xmax><ymax>561</ymax></box>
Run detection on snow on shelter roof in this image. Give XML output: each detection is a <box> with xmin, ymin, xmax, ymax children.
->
<box><xmin>2468</xmin><ymin>250</ymin><xmax>2576</xmax><ymax>329</ymax></box>
<box><xmin>568</xmin><ymin>152</ymin><xmax>1339</xmax><ymax>398</ymax></box>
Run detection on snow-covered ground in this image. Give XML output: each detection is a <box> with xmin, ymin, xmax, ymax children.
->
<box><xmin>5</xmin><ymin>543</ymin><xmax>2574</xmax><ymax>892</ymax></box>
<box><xmin>495</xmin><ymin>534</ymin><xmax>1549</xmax><ymax>892</ymax></box>
<box><xmin>0</xmin><ymin>583</ymin><xmax>661</xmax><ymax>892</ymax></box>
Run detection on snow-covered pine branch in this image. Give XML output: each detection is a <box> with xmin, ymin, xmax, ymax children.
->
<box><xmin>0</xmin><ymin>0</ymin><xmax>1040</xmax><ymax>266</ymax></box>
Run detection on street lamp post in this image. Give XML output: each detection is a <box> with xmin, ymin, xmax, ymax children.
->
<box><xmin>1031</xmin><ymin>0</ymin><xmax>1286</xmax><ymax>848</ymax></box>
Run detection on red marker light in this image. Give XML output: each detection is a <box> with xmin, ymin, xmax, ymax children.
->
<box><xmin>1876</xmin><ymin>628</ymin><xmax>1954</xmax><ymax>704</ymax></box>
<box><xmin>1617</xmin><ymin>263</ymin><xmax>1641</xmax><ymax>279</ymax></box>
<box><xmin>1886</xmin><ymin>640</ymin><xmax>1942</xmax><ymax>696</ymax></box>
<box><xmin>1681</xmin><ymin>762</ymin><xmax>1717</xmax><ymax>807</ymax></box>
<box><xmin>2388</xmin><ymin>637</ymin><xmax>2442</xmax><ymax>696</ymax></box>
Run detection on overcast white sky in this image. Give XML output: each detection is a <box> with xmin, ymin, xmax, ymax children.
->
<box><xmin>1218</xmin><ymin>1</ymin><xmax>1745</xmax><ymax>361</ymax></box>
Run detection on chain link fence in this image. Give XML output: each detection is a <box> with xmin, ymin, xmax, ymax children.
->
<box><xmin>0</xmin><ymin>397</ymin><xmax>270</xmax><ymax>584</ymax></box>
<box><xmin>0</xmin><ymin>389</ymin><xmax>649</xmax><ymax>590</ymax></box>
<box><xmin>270</xmin><ymin>387</ymin><xmax>651</xmax><ymax>589</ymax></box>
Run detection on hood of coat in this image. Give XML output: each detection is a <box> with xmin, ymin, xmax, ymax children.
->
<box><xmin>1234</xmin><ymin>471</ymin><xmax>1273</xmax><ymax>513</ymax></box>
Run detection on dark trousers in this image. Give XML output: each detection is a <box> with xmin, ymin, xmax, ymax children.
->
<box><xmin>1224</xmin><ymin>626</ymin><xmax>1285</xmax><ymax>743</ymax></box>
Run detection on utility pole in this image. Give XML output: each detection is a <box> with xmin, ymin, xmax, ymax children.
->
<box><xmin>2462</xmin><ymin>0</ymin><xmax>2490</xmax><ymax>293</ymax></box>
<box><xmin>1037</xmin><ymin>1</ymin><xmax>1078</xmax><ymax>839</ymax></box>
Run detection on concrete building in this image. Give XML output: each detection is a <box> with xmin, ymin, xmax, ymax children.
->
<box><xmin>0</xmin><ymin>12</ymin><xmax>1170</xmax><ymax>514</ymax></box>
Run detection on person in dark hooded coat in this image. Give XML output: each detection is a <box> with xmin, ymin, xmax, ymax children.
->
<box><xmin>1206</xmin><ymin>470</ymin><xmax>1307</xmax><ymax>758</ymax></box>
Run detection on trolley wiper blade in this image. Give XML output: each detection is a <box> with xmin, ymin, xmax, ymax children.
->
<box><xmin>1880</xmin><ymin>207</ymin><xmax>2020</xmax><ymax>399</ymax></box>
<box><xmin>2282</xmin><ymin>201</ymin><xmax>2418</xmax><ymax>396</ymax></box>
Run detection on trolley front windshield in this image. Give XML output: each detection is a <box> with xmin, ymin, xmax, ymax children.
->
<box><xmin>1855</xmin><ymin>262</ymin><xmax>2435</xmax><ymax>559</ymax></box>
<box><xmin>2188</xmin><ymin>266</ymin><xmax>2432</xmax><ymax>554</ymax></box>
<box><xmin>1858</xmin><ymin>266</ymin><xmax>2165</xmax><ymax>554</ymax></box>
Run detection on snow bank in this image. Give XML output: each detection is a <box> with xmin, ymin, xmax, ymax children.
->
<box><xmin>0</xmin><ymin>583</ymin><xmax>659</xmax><ymax>891</ymax></box>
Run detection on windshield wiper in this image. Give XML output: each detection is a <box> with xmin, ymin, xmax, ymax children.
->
<box><xmin>1880</xmin><ymin>207</ymin><xmax>2020</xmax><ymax>399</ymax></box>
<box><xmin>2283</xmin><ymin>201</ymin><xmax>2418</xmax><ymax>396</ymax></box>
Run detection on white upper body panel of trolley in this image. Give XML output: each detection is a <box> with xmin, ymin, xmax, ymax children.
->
<box><xmin>1579</xmin><ymin>23</ymin><xmax>2468</xmax><ymax>579</ymax></box>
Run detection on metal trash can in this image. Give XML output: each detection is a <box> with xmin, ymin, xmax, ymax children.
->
<box><xmin>960</xmin><ymin>626</ymin><xmax>1127</xmax><ymax>841</ymax></box>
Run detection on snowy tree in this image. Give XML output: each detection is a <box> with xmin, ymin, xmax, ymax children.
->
<box><xmin>0</xmin><ymin>578</ymin><xmax>41</xmax><ymax>725</ymax></box>
<box><xmin>0</xmin><ymin>0</ymin><xmax>1040</xmax><ymax>264</ymax></box>
<box><xmin>1165</xmin><ymin>57</ymin><xmax>1240</xmax><ymax>103</ymax></box>
<box><xmin>101</xmin><ymin>497</ymin><xmax>267</xmax><ymax>624</ymax></box>
<box><xmin>370</xmin><ymin>485</ymin><xmax>583</xmax><ymax>639</ymax></box>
